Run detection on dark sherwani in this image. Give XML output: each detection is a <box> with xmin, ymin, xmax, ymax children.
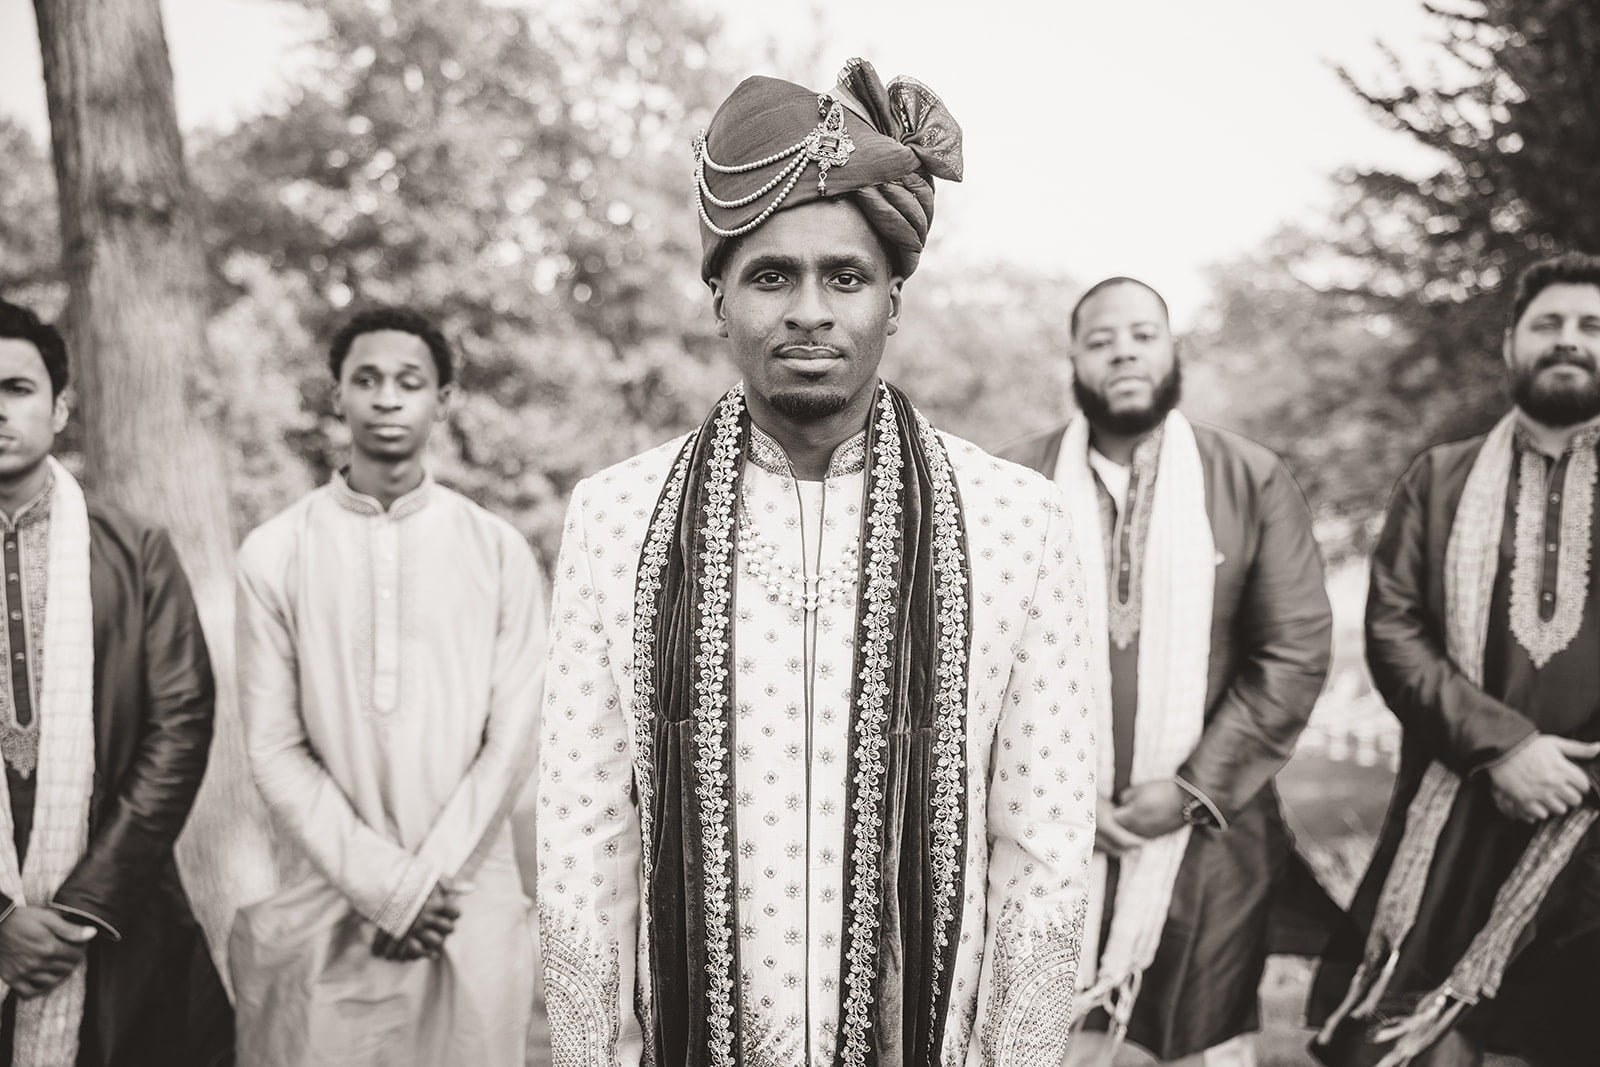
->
<box><xmin>1309</xmin><ymin>432</ymin><xmax>1600</xmax><ymax>1067</ymax></box>
<box><xmin>0</xmin><ymin>501</ymin><xmax>228</xmax><ymax>1067</ymax></box>
<box><xmin>1001</xmin><ymin>420</ymin><xmax>1334</xmax><ymax>1061</ymax></box>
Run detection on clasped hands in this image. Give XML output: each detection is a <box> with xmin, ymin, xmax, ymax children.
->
<box><xmin>371</xmin><ymin>877</ymin><xmax>469</xmax><ymax>962</ymax></box>
<box><xmin>1094</xmin><ymin>779</ymin><xmax>1190</xmax><ymax>857</ymax></box>
<box><xmin>1487</xmin><ymin>735</ymin><xmax>1600</xmax><ymax>823</ymax></box>
<box><xmin>0</xmin><ymin>906</ymin><xmax>97</xmax><ymax>998</ymax></box>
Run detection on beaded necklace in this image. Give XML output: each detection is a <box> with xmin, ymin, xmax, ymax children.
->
<box><xmin>735</xmin><ymin>485</ymin><xmax>860</xmax><ymax>612</ymax></box>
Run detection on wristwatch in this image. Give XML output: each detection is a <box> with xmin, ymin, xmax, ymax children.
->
<box><xmin>1180</xmin><ymin>792</ymin><xmax>1217</xmax><ymax>828</ymax></box>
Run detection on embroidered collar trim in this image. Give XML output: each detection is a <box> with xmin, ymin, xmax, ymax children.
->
<box><xmin>1099</xmin><ymin>427</ymin><xmax>1163</xmax><ymax>651</ymax></box>
<box><xmin>747</xmin><ymin>421</ymin><xmax>869</xmax><ymax>479</ymax></box>
<box><xmin>1509</xmin><ymin>430</ymin><xmax>1599</xmax><ymax>667</ymax></box>
<box><xmin>331</xmin><ymin>469</ymin><xmax>434</xmax><ymax>519</ymax></box>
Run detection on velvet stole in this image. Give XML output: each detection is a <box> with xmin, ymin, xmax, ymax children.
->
<box><xmin>641</xmin><ymin>384</ymin><xmax>968</xmax><ymax>1066</ymax></box>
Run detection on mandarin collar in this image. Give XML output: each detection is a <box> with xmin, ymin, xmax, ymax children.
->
<box><xmin>1513</xmin><ymin>419</ymin><xmax>1600</xmax><ymax>460</ymax></box>
<box><xmin>1082</xmin><ymin>420</ymin><xmax>1165</xmax><ymax>470</ymax></box>
<box><xmin>747</xmin><ymin>421</ymin><xmax>868</xmax><ymax>479</ymax></box>
<box><xmin>4</xmin><ymin>466</ymin><xmax>55</xmax><ymax>531</ymax></box>
<box><xmin>331</xmin><ymin>468</ymin><xmax>434</xmax><ymax>518</ymax></box>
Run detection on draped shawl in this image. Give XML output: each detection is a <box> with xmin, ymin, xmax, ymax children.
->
<box><xmin>1317</xmin><ymin>413</ymin><xmax>1600</xmax><ymax>1066</ymax></box>
<box><xmin>632</xmin><ymin>381</ymin><xmax>972</xmax><ymax>1067</ymax></box>
<box><xmin>0</xmin><ymin>459</ymin><xmax>95</xmax><ymax>1066</ymax></box>
<box><xmin>1055</xmin><ymin>413</ymin><xmax>1214</xmax><ymax>1050</ymax></box>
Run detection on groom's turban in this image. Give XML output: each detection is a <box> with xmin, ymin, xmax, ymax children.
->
<box><xmin>695</xmin><ymin>57</ymin><xmax>964</xmax><ymax>282</ymax></box>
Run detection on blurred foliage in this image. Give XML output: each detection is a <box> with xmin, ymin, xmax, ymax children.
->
<box><xmin>885</xmin><ymin>260</ymin><xmax>1076</xmax><ymax>447</ymax></box>
<box><xmin>0</xmin><ymin>117</ymin><xmax>63</xmax><ymax>313</ymax></box>
<box><xmin>192</xmin><ymin>0</ymin><xmax>737</xmax><ymax>556</ymax></box>
<box><xmin>0</xmin><ymin>117</ymin><xmax>76</xmax><ymax>460</ymax></box>
<box><xmin>1185</xmin><ymin>231</ymin><xmax>1424</xmax><ymax>554</ymax></box>
<box><xmin>1190</xmin><ymin>0</ymin><xmax>1600</xmax><ymax>556</ymax></box>
<box><xmin>0</xmin><ymin>0</ymin><xmax>1086</xmax><ymax>566</ymax></box>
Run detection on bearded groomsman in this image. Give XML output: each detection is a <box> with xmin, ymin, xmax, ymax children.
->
<box><xmin>1311</xmin><ymin>254</ymin><xmax>1600</xmax><ymax>1067</ymax></box>
<box><xmin>1003</xmin><ymin>276</ymin><xmax>1333</xmax><ymax>1067</ymax></box>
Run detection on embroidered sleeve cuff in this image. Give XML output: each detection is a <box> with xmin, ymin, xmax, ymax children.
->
<box><xmin>979</xmin><ymin>898</ymin><xmax>1087</xmax><ymax>1063</ymax></box>
<box><xmin>372</xmin><ymin>857</ymin><xmax>441</xmax><ymax>939</ymax></box>
<box><xmin>1174</xmin><ymin>776</ymin><xmax>1227</xmax><ymax>830</ymax></box>
<box><xmin>48</xmin><ymin>903</ymin><xmax>122</xmax><ymax>942</ymax></box>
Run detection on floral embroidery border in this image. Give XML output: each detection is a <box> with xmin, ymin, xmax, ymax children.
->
<box><xmin>630</xmin><ymin>435</ymin><xmax>697</xmax><ymax>1064</ymax></box>
<box><xmin>691</xmin><ymin>388</ymin><xmax>749</xmax><ymax>1067</ymax></box>
<box><xmin>1509</xmin><ymin>442</ymin><xmax>1596</xmax><ymax>668</ymax></box>
<box><xmin>916</xmin><ymin>411</ymin><xmax>971</xmax><ymax>1052</ymax></box>
<box><xmin>635</xmin><ymin>384</ymin><xmax>971</xmax><ymax>1066</ymax></box>
<box><xmin>1105</xmin><ymin>428</ymin><xmax>1161</xmax><ymax>651</ymax></box>
<box><xmin>539</xmin><ymin>903</ymin><xmax>623</xmax><ymax>1067</ymax></box>
<box><xmin>836</xmin><ymin>386</ymin><xmax>905</xmax><ymax>1066</ymax></box>
<box><xmin>980</xmin><ymin>896</ymin><xmax>1088</xmax><ymax>1065</ymax></box>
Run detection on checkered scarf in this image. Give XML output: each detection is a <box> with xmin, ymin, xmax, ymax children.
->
<box><xmin>0</xmin><ymin>459</ymin><xmax>96</xmax><ymax>1066</ymax></box>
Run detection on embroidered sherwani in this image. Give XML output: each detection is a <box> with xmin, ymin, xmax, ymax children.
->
<box><xmin>1311</xmin><ymin>425</ymin><xmax>1600</xmax><ymax>1067</ymax></box>
<box><xmin>233</xmin><ymin>474</ymin><xmax>545</xmax><ymax>1066</ymax></box>
<box><xmin>538</xmin><ymin>422</ymin><xmax>1098</xmax><ymax>1065</ymax></box>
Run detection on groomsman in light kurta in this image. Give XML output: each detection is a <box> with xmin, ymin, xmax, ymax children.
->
<box><xmin>537</xmin><ymin>58</ymin><xmax>1099</xmax><ymax>1066</ymax></box>
<box><xmin>231</xmin><ymin>307</ymin><xmax>545</xmax><ymax>1067</ymax></box>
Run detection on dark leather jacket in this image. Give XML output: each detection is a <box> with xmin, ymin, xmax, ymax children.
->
<box><xmin>0</xmin><ymin>500</ymin><xmax>223</xmax><ymax>1066</ymax></box>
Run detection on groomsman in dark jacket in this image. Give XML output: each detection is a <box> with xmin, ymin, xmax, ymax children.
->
<box><xmin>1003</xmin><ymin>276</ymin><xmax>1333</xmax><ymax>1067</ymax></box>
<box><xmin>1311</xmin><ymin>253</ymin><xmax>1600</xmax><ymax>1067</ymax></box>
<box><xmin>0</xmin><ymin>298</ymin><xmax>226</xmax><ymax>1067</ymax></box>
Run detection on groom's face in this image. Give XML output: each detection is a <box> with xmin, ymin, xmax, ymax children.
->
<box><xmin>710</xmin><ymin>199</ymin><xmax>903</xmax><ymax>430</ymax></box>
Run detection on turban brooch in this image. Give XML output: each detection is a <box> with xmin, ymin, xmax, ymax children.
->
<box><xmin>695</xmin><ymin>57</ymin><xmax>964</xmax><ymax>281</ymax></box>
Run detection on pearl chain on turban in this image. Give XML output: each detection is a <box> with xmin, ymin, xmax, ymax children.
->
<box><xmin>695</xmin><ymin>57</ymin><xmax>964</xmax><ymax>282</ymax></box>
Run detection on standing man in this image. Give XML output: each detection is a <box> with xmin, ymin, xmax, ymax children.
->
<box><xmin>1001</xmin><ymin>277</ymin><xmax>1333</xmax><ymax>1067</ymax></box>
<box><xmin>1310</xmin><ymin>253</ymin><xmax>1600</xmax><ymax>1067</ymax></box>
<box><xmin>0</xmin><ymin>298</ymin><xmax>225</xmax><ymax>1066</ymax></box>
<box><xmin>537</xmin><ymin>59</ymin><xmax>1099</xmax><ymax>1066</ymax></box>
<box><xmin>232</xmin><ymin>307</ymin><xmax>545</xmax><ymax>1066</ymax></box>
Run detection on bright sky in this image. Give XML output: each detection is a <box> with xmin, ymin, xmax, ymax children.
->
<box><xmin>0</xmin><ymin>0</ymin><xmax>1445</xmax><ymax>327</ymax></box>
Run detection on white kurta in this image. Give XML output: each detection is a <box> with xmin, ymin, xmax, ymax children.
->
<box><xmin>538</xmin><ymin>422</ymin><xmax>1100</xmax><ymax>1066</ymax></box>
<box><xmin>232</xmin><ymin>473</ymin><xmax>545</xmax><ymax>1067</ymax></box>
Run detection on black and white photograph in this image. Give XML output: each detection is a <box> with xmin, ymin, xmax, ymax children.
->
<box><xmin>0</xmin><ymin>0</ymin><xmax>1595</xmax><ymax>1063</ymax></box>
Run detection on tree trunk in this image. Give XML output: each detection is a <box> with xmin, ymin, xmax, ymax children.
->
<box><xmin>33</xmin><ymin>0</ymin><xmax>276</xmax><ymax>987</ymax></box>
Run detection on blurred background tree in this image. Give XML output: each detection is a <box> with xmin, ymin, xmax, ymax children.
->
<box><xmin>194</xmin><ymin>0</ymin><xmax>735</xmax><ymax>554</ymax></box>
<box><xmin>182</xmin><ymin>0</ymin><xmax>1090</xmax><ymax>564</ymax></box>
<box><xmin>0</xmin><ymin>0</ymin><xmax>1084</xmax><ymax>568</ymax></box>
<box><xmin>0</xmin><ymin>117</ymin><xmax>60</xmax><ymax>309</ymax></box>
<box><xmin>31</xmin><ymin>0</ymin><xmax>276</xmax><ymax>981</ymax></box>
<box><xmin>8</xmin><ymin>0</ymin><xmax>1600</xmax><ymax>560</ymax></box>
<box><xmin>1190</xmin><ymin>0</ymin><xmax>1600</xmax><ymax>554</ymax></box>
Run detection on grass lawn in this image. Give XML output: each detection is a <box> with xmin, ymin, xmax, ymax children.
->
<box><xmin>1257</xmin><ymin>749</ymin><xmax>1396</xmax><ymax>1066</ymax></box>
